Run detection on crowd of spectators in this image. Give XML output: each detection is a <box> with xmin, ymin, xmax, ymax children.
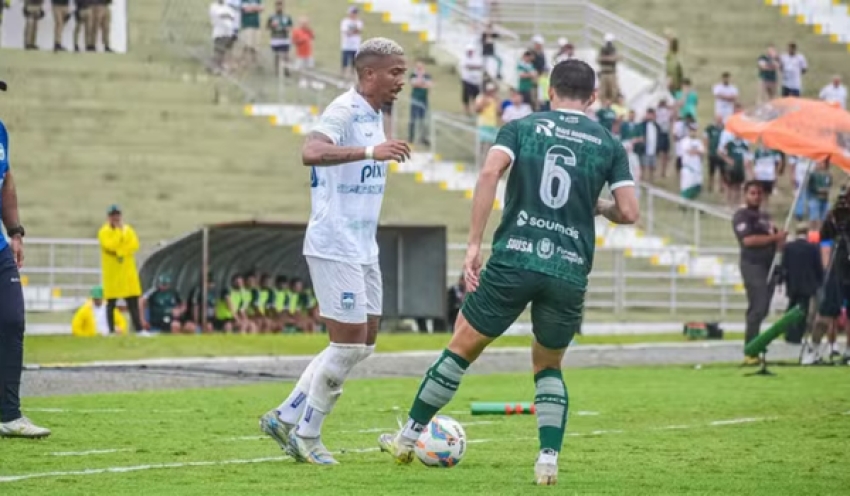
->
<box><xmin>1</xmin><ymin>0</ymin><xmax>114</xmax><ymax>52</ymax></box>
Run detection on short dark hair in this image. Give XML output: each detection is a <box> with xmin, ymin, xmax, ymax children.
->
<box><xmin>743</xmin><ymin>180</ymin><xmax>763</xmax><ymax>193</ymax></box>
<box><xmin>645</xmin><ymin>107</ymin><xmax>656</xmax><ymax>114</ymax></box>
<box><xmin>275</xmin><ymin>275</ymin><xmax>289</xmax><ymax>286</ymax></box>
<box><xmin>721</xmin><ymin>72</ymin><xmax>730</xmax><ymax>78</ymax></box>
<box><xmin>522</xmin><ymin>50</ymin><xmax>534</xmax><ymax>58</ymax></box>
<box><xmin>682</xmin><ymin>78</ymin><xmax>692</xmax><ymax>85</ymax></box>
<box><xmin>550</xmin><ymin>59</ymin><xmax>596</xmax><ymax>102</ymax></box>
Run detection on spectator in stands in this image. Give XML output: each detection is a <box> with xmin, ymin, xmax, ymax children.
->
<box><xmin>239</xmin><ymin>0</ymin><xmax>263</xmax><ymax>68</ymax></box>
<box><xmin>267</xmin><ymin>0</ymin><xmax>294</xmax><ymax>77</ymax></box>
<box><xmin>679</xmin><ymin>125</ymin><xmax>705</xmax><ymax>201</ymax></box>
<box><xmin>460</xmin><ymin>43</ymin><xmax>484</xmax><ymax>117</ymax></box>
<box><xmin>52</xmin><ymin>0</ymin><xmax>70</xmax><ymax>52</ymax></box>
<box><xmin>291</xmin><ymin>15</ymin><xmax>315</xmax><ymax>86</ymax></box>
<box><xmin>446</xmin><ymin>275</ymin><xmax>465</xmax><ymax>332</ymax></box>
<box><xmin>213</xmin><ymin>275</ymin><xmax>239</xmax><ymax>333</ymax></box>
<box><xmin>98</xmin><ymin>205</ymin><xmax>144</xmax><ymax>335</ymax></box>
<box><xmin>655</xmin><ymin>99</ymin><xmax>673</xmax><ymax>178</ymax></box>
<box><xmin>210</xmin><ymin>0</ymin><xmax>237</xmax><ymax>75</ymax></box>
<box><xmin>779</xmin><ymin>42</ymin><xmax>807</xmax><ymax>97</ymax></box>
<box><xmin>92</xmin><ymin>0</ymin><xmax>112</xmax><ymax>52</ymax></box>
<box><xmin>704</xmin><ymin>115</ymin><xmax>725</xmax><ymax>194</ymax></box>
<box><xmin>719</xmin><ymin>133</ymin><xmax>751</xmax><ymax>208</ymax></box>
<box><xmin>819</xmin><ymin>75</ymin><xmax>847</xmax><ymax>109</ymax></box>
<box><xmin>501</xmin><ymin>88</ymin><xmax>532</xmax><ymax>124</ymax></box>
<box><xmin>142</xmin><ymin>275</ymin><xmax>188</xmax><ymax>334</ymax></box>
<box><xmin>620</xmin><ymin>109</ymin><xmax>643</xmax><ymax>193</ymax></box>
<box><xmin>751</xmin><ymin>145</ymin><xmax>781</xmax><ymax>207</ymax></box>
<box><xmin>674</xmin><ymin>78</ymin><xmax>698</xmax><ymax>120</ymax></box>
<box><xmin>807</xmin><ymin>159</ymin><xmax>832</xmax><ymax>231</ymax></box>
<box><xmin>475</xmin><ymin>82</ymin><xmax>499</xmax><ymax>163</ymax></box>
<box><xmin>22</xmin><ymin>0</ymin><xmax>44</xmax><ymax>50</ymax></box>
<box><xmin>611</xmin><ymin>94</ymin><xmax>628</xmax><ymax>121</ymax></box>
<box><xmin>516</xmin><ymin>50</ymin><xmax>537</xmax><ymax>108</ymax></box>
<box><xmin>408</xmin><ymin>60</ymin><xmax>432</xmax><ymax>145</ymax></box>
<box><xmin>757</xmin><ymin>44</ymin><xmax>781</xmax><ymax>103</ymax></box>
<box><xmin>529</xmin><ymin>35</ymin><xmax>546</xmax><ymax>108</ymax></box>
<box><xmin>74</xmin><ymin>0</ymin><xmax>94</xmax><ymax>53</ymax></box>
<box><xmin>71</xmin><ymin>286</ymin><xmax>126</xmax><ymax>337</ymax></box>
<box><xmin>665</xmin><ymin>35</ymin><xmax>684</xmax><ymax>93</ymax></box>
<box><xmin>597</xmin><ymin>33</ymin><xmax>621</xmax><ymax>102</ymax></box>
<box><xmin>712</xmin><ymin>72</ymin><xmax>738</xmax><ymax>122</ymax></box>
<box><xmin>639</xmin><ymin>108</ymin><xmax>661</xmax><ymax>183</ymax></box>
<box><xmin>340</xmin><ymin>6</ymin><xmax>363</xmax><ymax>80</ymax></box>
<box><xmin>537</xmin><ymin>67</ymin><xmax>551</xmax><ymax>111</ymax></box>
<box><xmin>672</xmin><ymin>113</ymin><xmax>696</xmax><ymax>177</ymax></box>
<box><xmin>595</xmin><ymin>98</ymin><xmax>617</xmax><ymax>133</ymax></box>
<box><xmin>480</xmin><ymin>21</ymin><xmax>502</xmax><ymax>80</ymax></box>
<box><xmin>733</xmin><ymin>181</ymin><xmax>785</xmax><ymax>365</ymax></box>
<box><xmin>792</xmin><ymin>156</ymin><xmax>811</xmax><ymax>221</ymax></box>
<box><xmin>553</xmin><ymin>38</ymin><xmax>574</xmax><ymax>66</ymax></box>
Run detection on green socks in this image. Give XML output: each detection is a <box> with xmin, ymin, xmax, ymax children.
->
<box><xmin>401</xmin><ymin>349</ymin><xmax>470</xmax><ymax>441</ymax></box>
<box><xmin>534</xmin><ymin>369</ymin><xmax>569</xmax><ymax>453</ymax></box>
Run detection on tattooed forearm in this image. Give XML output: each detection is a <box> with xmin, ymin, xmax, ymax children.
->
<box><xmin>302</xmin><ymin>132</ymin><xmax>366</xmax><ymax>166</ymax></box>
<box><xmin>1</xmin><ymin>170</ymin><xmax>20</xmax><ymax>230</ymax></box>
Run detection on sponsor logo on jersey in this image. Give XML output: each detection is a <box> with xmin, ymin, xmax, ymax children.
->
<box><xmin>536</xmin><ymin>238</ymin><xmax>554</xmax><ymax>260</ymax></box>
<box><xmin>506</xmin><ymin>236</ymin><xmax>533</xmax><ymax>253</ymax></box>
<box><xmin>535</xmin><ymin>119</ymin><xmax>556</xmax><ymax>136</ymax></box>
<box><xmin>557</xmin><ymin>247</ymin><xmax>585</xmax><ymax>265</ymax></box>
<box><xmin>516</xmin><ymin>210</ymin><xmax>579</xmax><ymax>239</ymax></box>
<box><xmin>341</xmin><ymin>291</ymin><xmax>356</xmax><ymax>310</ymax></box>
<box><xmin>361</xmin><ymin>162</ymin><xmax>386</xmax><ymax>183</ymax></box>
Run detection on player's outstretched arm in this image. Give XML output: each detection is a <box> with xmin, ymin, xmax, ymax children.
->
<box><xmin>301</xmin><ymin>132</ymin><xmax>411</xmax><ymax>166</ymax></box>
<box><xmin>595</xmin><ymin>190</ymin><xmax>639</xmax><ymax>225</ymax></box>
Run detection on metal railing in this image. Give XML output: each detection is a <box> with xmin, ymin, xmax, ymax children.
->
<box><xmin>440</xmin><ymin>0</ymin><xmax>668</xmax><ymax>81</ymax></box>
<box><xmin>636</xmin><ymin>184</ymin><xmax>736</xmax><ymax>248</ymax></box>
<box><xmin>18</xmin><ymin>238</ymin><xmax>101</xmax><ymax>311</ymax></box>
<box><xmin>446</xmin><ymin>243</ymin><xmax>781</xmax><ymax>318</ymax></box>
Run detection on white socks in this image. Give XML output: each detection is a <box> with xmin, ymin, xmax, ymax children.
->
<box><xmin>296</xmin><ymin>343</ymin><xmax>365</xmax><ymax>438</ymax></box>
<box><xmin>276</xmin><ymin>343</ymin><xmax>375</xmax><ymax>431</ymax></box>
<box><xmin>276</xmin><ymin>348</ymin><xmax>330</xmax><ymax>425</ymax></box>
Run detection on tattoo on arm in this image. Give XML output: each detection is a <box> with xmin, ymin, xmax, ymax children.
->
<box><xmin>302</xmin><ymin>132</ymin><xmax>366</xmax><ymax>166</ymax></box>
<box><xmin>1</xmin><ymin>170</ymin><xmax>20</xmax><ymax>231</ymax></box>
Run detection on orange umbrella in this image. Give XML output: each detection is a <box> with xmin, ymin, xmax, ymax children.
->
<box><xmin>725</xmin><ymin>98</ymin><xmax>850</xmax><ymax>171</ymax></box>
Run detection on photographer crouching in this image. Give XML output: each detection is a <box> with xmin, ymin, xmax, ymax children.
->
<box><xmin>805</xmin><ymin>186</ymin><xmax>850</xmax><ymax>365</ymax></box>
<box><xmin>733</xmin><ymin>181</ymin><xmax>786</xmax><ymax>365</ymax></box>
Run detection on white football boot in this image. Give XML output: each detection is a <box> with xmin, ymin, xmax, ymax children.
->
<box><xmin>534</xmin><ymin>449</ymin><xmax>559</xmax><ymax>486</ymax></box>
<box><xmin>259</xmin><ymin>410</ymin><xmax>294</xmax><ymax>453</ymax></box>
<box><xmin>0</xmin><ymin>417</ymin><xmax>51</xmax><ymax>439</ymax></box>
<box><xmin>287</xmin><ymin>431</ymin><xmax>339</xmax><ymax>465</ymax></box>
<box><xmin>378</xmin><ymin>432</ymin><xmax>416</xmax><ymax>465</ymax></box>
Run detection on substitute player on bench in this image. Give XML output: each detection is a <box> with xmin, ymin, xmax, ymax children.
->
<box><xmin>0</xmin><ymin>81</ymin><xmax>51</xmax><ymax>439</ymax></box>
<box><xmin>258</xmin><ymin>38</ymin><xmax>411</xmax><ymax>464</ymax></box>
<box><xmin>378</xmin><ymin>59</ymin><xmax>638</xmax><ymax>485</ymax></box>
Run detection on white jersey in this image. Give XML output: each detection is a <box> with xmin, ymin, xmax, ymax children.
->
<box><xmin>304</xmin><ymin>89</ymin><xmax>387</xmax><ymax>265</ymax></box>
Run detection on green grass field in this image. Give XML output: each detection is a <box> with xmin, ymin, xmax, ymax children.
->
<box><xmin>2</xmin><ymin>367</ymin><xmax>848</xmax><ymax>494</ymax></box>
<box><xmin>23</xmin><ymin>332</ymin><xmax>745</xmax><ymax>365</ymax></box>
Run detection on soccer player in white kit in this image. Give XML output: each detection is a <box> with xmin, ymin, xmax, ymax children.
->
<box><xmin>259</xmin><ymin>37</ymin><xmax>411</xmax><ymax>465</ymax></box>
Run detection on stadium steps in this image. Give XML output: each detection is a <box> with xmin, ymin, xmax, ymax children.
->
<box><xmin>350</xmin><ymin>0</ymin><xmax>669</xmax><ymax>115</ymax></box>
<box><xmin>769</xmin><ymin>0</ymin><xmax>850</xmax><ymax>45</ymax></box>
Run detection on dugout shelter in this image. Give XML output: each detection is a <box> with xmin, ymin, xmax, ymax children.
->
<box><xmin>139</xmin><ymin>221</ymin><xmax>447</xmax><ymax>328</ymax></box>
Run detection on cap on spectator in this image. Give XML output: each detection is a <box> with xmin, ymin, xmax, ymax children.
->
<box><xmin>348</xmin><ymin>6</ymin><xmax>359</xmax><ymax>14</ymax></box>
<box><xmin>158</xmin><ymin>274</ymin><xmax>172</xmax><ymax>285</ymax></box>
<box><xmin>0</xmin><ymin>81</ymin><xmax>7</xmax><ymax>92</ymax></box>
<box><xmin>90</xmin><ymin>286</ymin><xmax>104</xmax><ymax>299</ymax></box>
<box><xmin>532</xmin><ymin>34</ymin><xmax>545</xmax><ymax>45</ymax></box>
<box><xmin>558</xmin><ymin>37</ymin><xmax>569</xmax><ymax>47</ymax></box>
<box><xmin>107</xmin><ymin>204</ymin><xmax>121</xmax><ymax>215</ymax></box>
<box><xmin>484</xmin><ymin>81</ymin><xmax>497</xmax><ymax>92</ymax></box>
<box><xmin>604</xmin><ymin>33</ymin><xmax>615</xmax><ymax>42</ymax></box>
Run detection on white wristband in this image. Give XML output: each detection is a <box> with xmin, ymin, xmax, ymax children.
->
<box><xmin>365</xmin><ymin>146</ymin><xmax>375</xmax><ymax>160</ymax></box>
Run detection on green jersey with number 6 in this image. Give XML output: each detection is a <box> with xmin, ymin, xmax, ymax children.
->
<box><xmin>488</xmin><ymin>109</ymin><xmax>634</xmax><ymax>289</ymax></box>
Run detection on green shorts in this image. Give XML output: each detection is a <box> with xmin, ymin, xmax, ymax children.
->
<box><xmin>461</xmin><ymin>262</ymin><xmax>585</xmax><ymax>350</ymax></box>
<box><xmin>680</xmin><ymin>184</ymin><xmax>702</xmax><ymax>200</ymax></box>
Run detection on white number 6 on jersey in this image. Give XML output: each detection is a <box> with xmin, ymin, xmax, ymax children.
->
<box><xmin>540</xmin><ymin>145</ymin><xmax>575</xmax><ymax>209</ymax></box>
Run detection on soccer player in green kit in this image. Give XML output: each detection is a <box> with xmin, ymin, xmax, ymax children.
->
<box><xmin>379</xmin><ymin>60</ymin><xmax>639</xmax><ymax>485</ymax></box>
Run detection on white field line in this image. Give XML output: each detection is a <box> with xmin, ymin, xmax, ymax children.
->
<box><xmin>222</xmin><ymin>420</ymin><xmax>499</xmax><ymax>441</ymax></box>
<box><xmin>25</xmin><ymin>408</ymin><xmax>190</xmax><ymax>414</ymax></box>
<box><xmin>49</xmin><ymin>449</ymin><xmax>134</xmax><ymax>457</ymax></box>
<box><xmin>0</xmin><ymin>416</ymin><xmax>779</xmax><ymax>483</ymax></box>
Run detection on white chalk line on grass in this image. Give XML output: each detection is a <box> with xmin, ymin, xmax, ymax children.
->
<box><xmin>0</xmin><ymin>416</ymin><xmax>779</xmax><ymax>483</ymax></box>
<box><xmin>25</xmin><ymin>408</ymin><xmax>190</xmax><ymax>414</ymax></box>
<box><xmin>49</xmin><ymin>448</ymin><xmax>135</xmax><ymax>457</ymax></box>
<box><xmin>222</xmin><ymin>421</ymin><xmax>499</xmax><ymax>442</ymax></box>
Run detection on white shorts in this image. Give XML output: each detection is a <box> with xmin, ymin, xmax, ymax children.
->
<box><xmin>239</xmin><ymin>28</ymin><xmax>261</xmax><ymax>49</ymax></box>
<box><xmin>306</xmin><ymin>256</ymin><xmax>382</xmax><ymax>324</ymax></box>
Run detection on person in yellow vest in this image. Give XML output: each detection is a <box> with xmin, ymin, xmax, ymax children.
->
<box><xmin>98</xmin><ymin>204</ymin><xmax>144</xmax><ymax>334</ymax></box>
<box><xmin>71</xmin><ymin>286</ymin><xmax>127</xmax><ymax>337</ymax></box>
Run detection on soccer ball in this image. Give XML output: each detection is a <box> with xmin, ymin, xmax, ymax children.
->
<box><xmin>414</xmin><ymin>415</ymin><xmax>467</xmax><ymax>468</ymax></box>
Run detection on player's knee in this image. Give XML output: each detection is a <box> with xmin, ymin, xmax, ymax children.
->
<box><xmin>312</xmin><ymin>343</ymin><xmax>365</xmax><ymax>410</ymax></box>
<box><xmin>532</xmin><ymin>342</ymin><xmax>567</xmax><ymax>374</ymax></box>
<box><xmin>446</xmin><ymin>313</ymin><xmax>493</xmax><ymax>364</ymax></box>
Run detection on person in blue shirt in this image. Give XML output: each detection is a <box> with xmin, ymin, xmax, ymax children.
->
<box><xmin>0</xmin><ymin>81</ymin><xmax>51</xmax><ymax>438</ymax></box>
